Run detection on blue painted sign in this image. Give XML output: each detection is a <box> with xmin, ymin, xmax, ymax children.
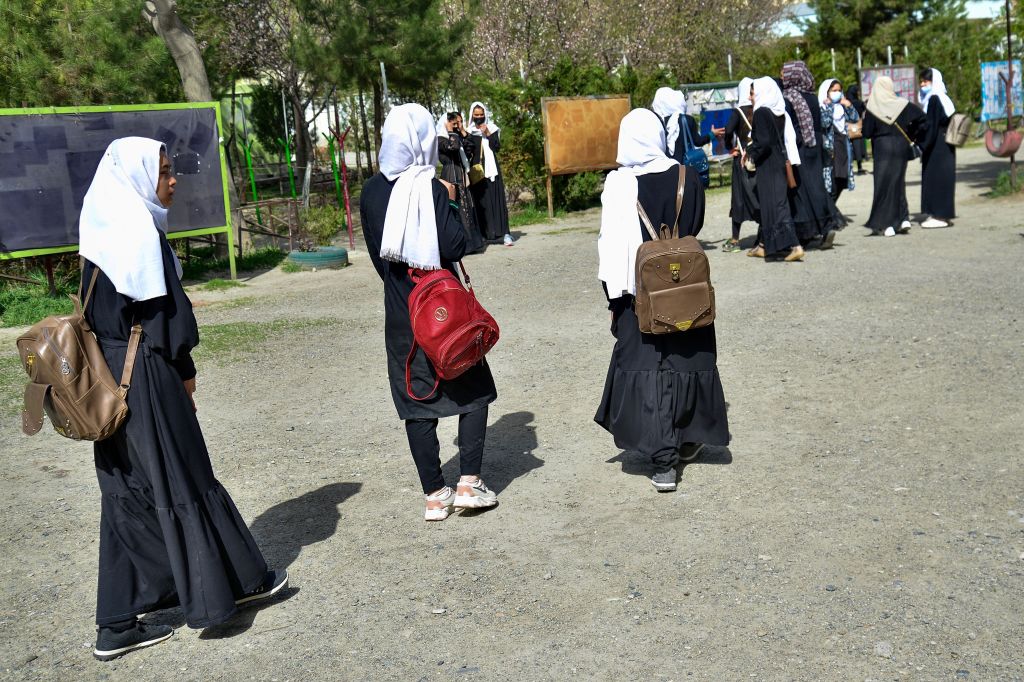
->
<box><xmin>981</xmin><ymin>60</ymin><xmax>1022</xmax><ymax>121</ymax></box>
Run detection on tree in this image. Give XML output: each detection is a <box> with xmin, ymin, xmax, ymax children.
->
<box><xmin>295</xmin><ymin>0</ymin><xmax>471</xmax><ymax>147</ymax></box>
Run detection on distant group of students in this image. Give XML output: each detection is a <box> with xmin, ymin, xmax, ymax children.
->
<box><xmin>65</xmin><ymin>66</ymin><xmax>959</xmax><ymax>662</ymax></box>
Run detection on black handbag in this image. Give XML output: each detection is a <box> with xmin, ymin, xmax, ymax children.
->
<box><xmin>895</xmin><ymin>122</ymin><xmax>922</xmax><ymax>160</ymax></box>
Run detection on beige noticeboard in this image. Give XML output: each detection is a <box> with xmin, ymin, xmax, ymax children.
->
<box><xmin>542</xmin><ymin>95</ymin><xmax>632</xmax><ymax>176</ymax></box>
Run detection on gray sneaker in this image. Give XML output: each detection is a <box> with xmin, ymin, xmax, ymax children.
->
<box><xmin>651</xmin><ymin>469</ymin><xmax>677</xmax><ymax>492</ymax></box>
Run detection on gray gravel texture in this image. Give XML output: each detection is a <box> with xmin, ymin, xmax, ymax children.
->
<box><xmin>1</xmin><ymin>145</ymin><xmax>1022</xmax><ymax>681</ymax></box>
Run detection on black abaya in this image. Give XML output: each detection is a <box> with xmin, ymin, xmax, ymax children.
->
<box><xmin>360</xmin><ymin>175</ymin><xmax>497</xmax><ymax>420</ymax></box>
<box><xmin>438</xmin><ymin>131</ymin><xmax>485</xmax><ymax>253</ymax></box>
<box><xmin>746</xmin><ymin>108</ymin><xmax>798</xmax><ymax>254</ymax></box>
<box><xmin>786</xmin><ymin>92</ymin><xmax>840</xmax><ymax>241</ymax></box>
<box><xmin>723</xmin><ymin>107</ymin><xmax>759</xmax><ymax>224</ymax></box>
<box><xmin>863</xmin><ymin>106</ymin><xmax>926</xmax><ymax>232</ymax></box>
<box><xmin>469</xmin><ymin>132</ymin><xmax>511</xmax><ymax>241</ymax></box>
<box><xmin>84</xmin><ymin>237</ymin><xmax>268</xmax><ymax>629</ymax></box>
<box><xmin>595</xmin><ymin>165</ymin><xmax>730</xmax><ymax>462</ymax></box>
<box><xmin>920</xmin><ymin>98</ymin><xmax>956</xmax><ymax>220</ymax></box>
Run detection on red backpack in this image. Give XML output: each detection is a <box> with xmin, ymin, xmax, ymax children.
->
<box><xmin>405</xmin><ymin>262</ymin><xmax>499</xmax><ymax>400</ymax></box>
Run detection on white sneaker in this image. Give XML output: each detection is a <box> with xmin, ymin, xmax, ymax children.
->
<box><xmin>503</xmin><ymin>234</ymin><xmax>516</xmax><ymax>246</ymax></box>
<box><xmin>454</xmin><ymin>478</ymin><xmax>498</xmax><ymax>509</ymax></box>
<box><xmin>424</xmin><ymin>486</ymin><xmax>455</xmax><ymax>522</ymax></box>
<box><xmin>883</xmin><ymin>227</ymin><xmax>896</xmax><ymax>237</ymax></box>
<box><xmin>898</xmin><ymin>220</ymin><xmax>912</xmax><ymax>234</ymax></box>
<box><xmin>921</xmin><ymin>217</ymin><xmax>950</xmax><ymax>228</ymax></box>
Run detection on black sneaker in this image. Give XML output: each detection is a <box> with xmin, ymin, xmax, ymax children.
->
<box><xmin>93</xmin><ymin>622</ymin><xmax>173</xmax><ymax>661</ymax></box>
<box><xmin>678</xmin><ymin>443</ymin><xmax>706</xmax><ymax>463</ymax></box>
<box><xmin>651</xmin><ymin>469</ymin><xmax>677</xmax><ymax>492</ymax></box>
<box><xmin>236</xmin><ymin>569</ymin><xmax>289</xmax><ymax>607</ymax></box>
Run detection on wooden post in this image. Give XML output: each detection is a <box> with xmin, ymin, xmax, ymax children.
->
<box><xmin>546</xmin><ymin>173</ymin><xmax>554</xmax><ymax>219</ymax></box>
<box><xmin>1007</xmin><ymin>0</ymin><xmax>1017</xmax><ymax>188</ymax></box>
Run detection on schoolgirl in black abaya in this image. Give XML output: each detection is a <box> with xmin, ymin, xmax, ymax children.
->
<box><xmin>720</xmin><ymin>77</ymin><xmax>760</xmax><ymax>252</ymax></box>
<box><xmin>436</xmin><ymin>112</ymin><xmax>484</xmax><ymax>254</ymax></box>
<box><xmin>744</xmin><ymin>78</ymin><xmax>805</xmax><ymax>263</ymax></box>
<box><xmin>862</xmin><ymin>76</ymin><xmax>926</xmax><ymax>237</ymax></box>
<box><xmin>360</xmin><ymin>103</ymin><xmax>498</xmax><ymax>521</ymax></box>
<box><xmin>782</xmin><ymin>60</ymin><xmax>841</xmax><ymax>247</ymax></box>
<box><xmin>467</xmin><ymin>101</ymin><xmax>514</xmax><ymax>246</ymax></box>
<box><xmin>846</xmin><ymin>84</ymin><xmax>868</xmax><ymax>174</ymax></box>
<box><xmin>918</xmin><ymin>68</ymin><xmax>957</xmax><ymax>228</ymax></box>
<box><xmin>595</xmin><ymin>108</ymin><xmax>729</xmax><ymax>493</ymax></box>
<box><xmin>77</xmin><ymin>138</ymin><xmax>286</xmax><ymax>661</ymax></box>
<box><xmin>652</xmin><ymin>87</ymin><xmax>711</xmax><ymax>164</ymax></box>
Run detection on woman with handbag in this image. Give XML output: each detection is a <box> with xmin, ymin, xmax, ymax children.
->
<box><xmin>918</xmin><ymin>67</ymin><xmax>957</xmax><ymax>228</ymax></box>
<box><xmin>467</xmin><ymin>101</ymin><xmax>515</xmax><ymax>246</ymax></box>
<box><xmin>79</xmin><ymin>138</ymin><xmax>287</xmax><ymax>661</ymax></box>
<box><xmin>818</xmin><ymin>79</ymin><xmax>860</xmax><ymax>203</ymax></box>
<box><xmin>744</xmin><ymin>77</ymin><xmax>805</xmax><ymax>262</ymax></box>
<box><xmin>361</xmin><ymin>103</ymin><xmax>499</xmax><ymax>521</ymax></box>
<box><xmin>719</xmin><ymin>77</ymin><xmax>760</xmax><ymax>252</ymax></box>
<box><xmin>436</xmin><ymin>111</ymin><xmax>484</xmax><ymax>254</ymax></box>
<box><xmin>594</xmin><ymin>108</ymin><xmax>730</xmax><ymax>493</ymax></box>
<box><xmin>862</xmin><ymin>76</ymin><xmax>926</xmax><ymax>237</ymax></box>
<box><xmin>652</xmin><ymin>87</ymin><xmax>710</xmax><ymax>162</ymax></box>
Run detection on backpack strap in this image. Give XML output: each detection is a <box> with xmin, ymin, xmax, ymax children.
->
<box><xmin>405</xmin><ymin>340</ymin><xmax>440</xmax><ymax>402</ymax></box>
<box><xmin>75</xmin><ymin>258</ymin><xmax>99</xmax><ymax>317</ymax></box>
<box><xmin>680</xmin><ymin>114</ymin><xmax>694</xmax><ymax>152</ymax></box>
<box><xmin>636</xmin><ymin>201</ymin><xmax>660</xmax><ymax>241</ymax></box>
<box><xmin>118</xmin><ymin>325</ymin><xmax>143</xmax><ymax>393</ymax></box>
<box><xmin>635</xmin><ymin>165</ymin><xmax>687</xmax><ymax>241</ymax></box>
<box><xmin>736</xmin><ymin>107</ymin><xmax>753</xmax><ymax>151</ymax></box>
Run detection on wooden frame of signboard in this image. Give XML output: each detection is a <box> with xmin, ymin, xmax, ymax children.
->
<box><xmin>541</xmin><ymin>95</ymin><xmax>632</xmax><ymax>218</ymax></box>
<box><xmin>0</xmin><ymin>102</ymin><xmax>236</xmax><ymax>279</ymax></box>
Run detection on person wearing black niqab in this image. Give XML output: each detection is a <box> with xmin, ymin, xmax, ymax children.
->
<box><xmin>594</xmin><ymin>108</ymin><xmax>730</xmax><ymax>493</ymax></box>
<box><xmin>361</xmin><ymin>103</ymin><xmax>499</xmax><ymax>522</ymax></box>
<box><xmin>78</xmin><ymin>137</ymin><xmax>287</xmax><ymax>661</ymax></box>
<box><xmin>436</xmin><ymin>111</ymin><xmax>484</xmax><ymax>254</ymax></box>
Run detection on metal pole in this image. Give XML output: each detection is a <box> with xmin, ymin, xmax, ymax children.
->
<box><xmin>857</xmin><ymin>47</ymin><xmax>863</xmax><ymax>70</ymax></box>
<box><xmin>728</xmin><ymin>53</ymin><xmax>733</xmax><ymax>80</ymax></box>
<box><xmin>339</xmin><ymin>127</ymin><xmax>354</xmax><ymax>250</ymax></box>
<box><xmin>243</xmin><ymin>141</ymin><xmax>262</xmax><ymax>225</ymax></box>
<box><xmin>326</xmin><ymin>134</ymin><xmax>343</xmax><ymax>209</ymax></box>
<box><xmin>831</xmin><ymin>48</ymin><xmax>836</xmax><ymax>73</ymax></box>
<box><xmin>379</xmin><ymin>61</ymin><xmax>389</xmax><ymax>115</ymax></box>
<box><xmin>887</xmin><ymin>46</ymin><xmax>893</xmax><ymax>66</ymax></box>
<box><xmin>1008</xmin><ymin>0</ymin><xmax>1016</xmax><ymax>187</ymax></box>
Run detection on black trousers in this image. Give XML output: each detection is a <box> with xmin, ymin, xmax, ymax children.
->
<box><xmin>405</xmin><ymin>406</ymin><xmax>488</xmax><ymax>494</ymax></box>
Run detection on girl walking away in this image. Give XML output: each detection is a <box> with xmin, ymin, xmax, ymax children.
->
<box><xmin>846</xmin><ymin>84</ymin><xmax>868</xmax><ymax>174</ymax></box>
<box><xmin>361</xmin><ymin>103</ymin><xmax>498</xmax><ymax>521</ymax></box>
<box><xmin>744</xmin><ymin>78</ymin><xmax>804</xmax><ymax>262</ymax></box>
<box><xmin>863</xmin><ymin>76</ymin><xmax>926</xmax><ymax>237</ymax></box>
<box><xmin>467</xmin><ymin>101</ymin><xmax>514</xmax><ymax>246</ymax></box>
<box><xmin>818</xmin><ymin>79</ymin><xmax>859</xmax><ymax>203</ymax></box>
<box><xmin>652</xmin><ymin>87</ymin><xmax>710</xmax><ymax>163</ymax></box>
<box><xmin>918</xmin><ymin>68</ymin><xmax>957</xmax><ymax>228</ymax></box>
<box><xmin>720</xmin><ymin>77</ymin><xmax>760</xmax><ymax>252</ymax></box>
<box><xmin>594</xmin><ymin>108</ymin><xmax>730</xmax><ymax>492</ymax></box>
<box><xmin>782</xmin><ymin>60</ymin><xmax>841</xmax><ymax>248</ymax></box>
<box><xmin>79</xmin><ymin>138</ymin><xmax>286</xmax><ymax>661</ymax></box>
<box><xmin>437</xmin><ymin>112</ymin><xmax>485</xmax><ymax>254</ymax></box>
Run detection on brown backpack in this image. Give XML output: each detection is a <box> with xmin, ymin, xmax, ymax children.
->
<box><xmin>633</xmin><ymin>166</ymin><xmax>716</xmax><ymax>335</ymax></box>
<box><xmin>17</xmin><ymin>264</ymin><xmax>141</xmax><ymax>441</ymax></box>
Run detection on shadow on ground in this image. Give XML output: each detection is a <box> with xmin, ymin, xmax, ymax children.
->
<box><xmin>142</xmin><ymin>482</ymin><xmax>362</xmax><ymax>638</ymax></box>
<box><xmin>443</xmin><ymin>410</ymin><xmax>543</xmax><ymax>495</ymax></box>
<box><xmin>606</xmin><ymin>445</ymin><xmax>734</xmax><ymax>480</ymax></box>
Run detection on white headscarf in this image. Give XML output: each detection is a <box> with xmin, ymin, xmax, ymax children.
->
<box><xmin>736</xmin><ymin>78</ymin><xmax>754</xmax><ymax>109</ymax></box>
<box><xmin>435</xmin><ymin>113</ymin><xmax>450</xmax><ymax>138</ymax></box>
<box><xmin>378</xmin><ymin>103</ymin><xmax>443</xmax><ymax>271</ymax></box>
<box><xmin>819</xmin><ymin>79</ymin><xmax>847</xmax><ymax>133</ymax></box>
<box><xmin>78</xmin><ymin>137</ymin><xmax>181</xmax><ymax>302</ymax></box>
<box><xmin>651</xmin><ymin>87</ymin><xmax>688</xmax><ymax>155</ymax></box>
<box><xmin>921</xmin><ymin>67</ymin><xmax>956</xmax><ymax>117</ymax></box>
<box><xmin>753</xmin><ymin>77</ymin><xmax>802</xmax><ymax>166</ymax></box>
<box><xmin>598</xmin><ymin>108</ymin><xmax>680</xmax><ymax>299</ymax></box>
<box><xmin>466</xmin><ymin>101</ymin><xmax>501</xmax><ymax>181</ymax></box>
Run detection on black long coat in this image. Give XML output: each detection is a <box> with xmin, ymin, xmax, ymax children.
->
<box><xmin>360</xmin><ymin>175</ymin><xmax>497</xmax><ymax>420</ymax></box>
<box><xmin>746</xmin><ymin>108</ymin><xmax>799</xmax><ymax>254</ymax></box>
<box><xmin>863</xmin><ymin>105</ymin><xmax>926</xmax><ymax>231</ymax></box>
<box><xmin>920</xmin><ymin>98</ymin><xmax>957</xmax><ymax>220</ymax></box>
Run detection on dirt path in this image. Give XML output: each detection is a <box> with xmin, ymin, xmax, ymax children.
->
<box><xmin>1</xmin><ymin>145</ymin><xmax>1022</xmax><ymax>681</ymax></box>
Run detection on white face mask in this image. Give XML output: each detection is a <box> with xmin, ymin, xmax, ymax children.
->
<box><xmin>830</xmin><ymin>91</ymin><xmax>842</xmax><ymax>103</ymax></box>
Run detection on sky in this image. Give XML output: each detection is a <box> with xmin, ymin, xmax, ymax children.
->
<box><xmin>775</xmin><ymin>0</ymin><xmax>1006</xmax><ymax>37</ymax></box>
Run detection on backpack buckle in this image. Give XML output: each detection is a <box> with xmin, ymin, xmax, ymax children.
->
<box><xmin>669</xmin><ymin>263</ymin><xmax>681</xmax><ymax>282</ymax></box>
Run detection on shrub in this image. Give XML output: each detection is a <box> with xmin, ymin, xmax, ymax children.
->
<box><xmin>300</xmin><ymin>205</ymin><xmax>344</xmax><ymax>247</ymax></box>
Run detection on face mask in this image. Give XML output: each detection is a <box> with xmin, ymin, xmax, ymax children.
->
<box><xmin>830</xmin><ymin>91</ymin><xmax>842</xmax><ymax>103</ymax></box>
<box><xmin>920</xmin><ymin>86</ymin><xmax>931</xmax><ymax>98</ymax></box>
<box><xmin>472</xmin><ymin>116</ymin><xmax>485</xmax><ymax>126</ymax></box>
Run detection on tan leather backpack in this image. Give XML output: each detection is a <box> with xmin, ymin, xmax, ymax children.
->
<box><xmin>17</xmin><ymin>265</ymin><xmax>141</xmax><ymax>441</ymax></box>
<box><xmin>633</xmin><ymin>166</ymin><xmax>716</xmax><ymax>335</ymax></box>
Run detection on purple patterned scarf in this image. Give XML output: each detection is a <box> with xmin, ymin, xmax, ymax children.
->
<box><xmin>782</xmin><ymin>61</ymin><xmax>817</xmax><ymax>148</ymax></box>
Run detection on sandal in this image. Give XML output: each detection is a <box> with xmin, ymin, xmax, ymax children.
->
<box><xmin>721</xmin><ymin>239</ymin><xmax>742</xmax><ymax>253</ymax></box>
<box><xmin>747</xmin><ymin>245</ymin><xmax>766</xmax><ymax>258</ymax></box>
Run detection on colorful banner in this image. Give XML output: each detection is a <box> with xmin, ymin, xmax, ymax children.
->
<box><xmin>980</xmin><ymin>60</ymin><xmax>1023</xmax><ymax>122</ymax></box>
<box><xmin>859</xmin><ymin>65</ymin><xmax>918</xmax><ymax>103</ymax></box>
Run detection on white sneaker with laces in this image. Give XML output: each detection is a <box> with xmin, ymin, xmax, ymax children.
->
<box><xmin>424</xmin><ymin>486</ymin><xmax>456</xmax><ymax>522</ymax></box>
<box><xmin>454</xmin><ymin>479</ymin><xmax>498</xmax><ymax>509</ymax></box>
<box><xmin>921</xmin><ymin>217</ymin><xmax>950</xmax><ymax>228</ymax></box>
<box><xmin>898</xmin><ymin>220</ymin><xmax>912</xmax><ymax>233</ymax></box>
<box><xmin>883</xmin><ymin>226</ymin><xmax>896</xmax><ymax>237</ymax></box>
<box><xmin>503</xmin><ymin>234</ymin><xmax>516</xmax><ymax>246</ymax></box>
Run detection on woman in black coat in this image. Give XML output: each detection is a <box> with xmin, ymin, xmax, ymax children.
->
<box><xmin>846</xmin><ymin>84</ymin><xmax>868</xmax><ymax>174</ymax></box>
<box><xmin>595</xmin><ymin>108</ymin><xmax>729</xmax><ymax>493</ymax></box>
<box><xmin>918</xmin><ymin>67</ymin><xmax>957</xmax><ymax>227</ymax></box>
<box><xmin>467</xmin><ymin>101</ymin><xmax>514</xmax><ymax>245</ymax></box>
<box><xmin>361</xmin><ymin>104</ymin><xmax>498</xmax><ymax>521</ymax></box>
<box><xmin>720</xmin><ymin>77</ymin><xmax>760</xmax><ymax>251</ymax></box>
<box><xmin>436</xmin><ymin>111</ymin><xmax>484</xmax><ymax>253</ymax></box>
<box><xmin>862</xmin><ymin>76</ymin><xmax>926</xmax><ymax>236</ymax></box>
<box><xmin>78</xmin><ymin>138</ymin><xmax>286</xmax><ymax>661</ymax></box>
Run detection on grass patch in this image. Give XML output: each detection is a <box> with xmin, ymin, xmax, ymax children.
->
<box><xmin>199</xmin><ymin>278</ymin><xmax>246</xmax><ymax>292</ymax></box>
<box><xmin>546</xmin><ymin>225</ymin><xmax>600</xmax><ymax>236</ymax></box>
<box><xmin>207</xmin><ymin>295</ymin><xmax>258</xmax><ymax>310</ymax></box>
<box><xmin>193</xmin><ymin>318</ymin><xmax>338</xmax><ymax>363</ymax></box>
<box><xmin>181</xmin><ymin>247</ymin><xmax>287</xmax><ymax>280</ymax></box>
<box><xmin>0</xmin><ymin>275</ymin><xmax>76</xmax><ymax>328</ymax></box>
<box><xmin>0</xmin><ymin>355</ymin><xmax>24</xmax><ymax>417</ymax></box>
<box><xmin>509</xmin><ymin>206</ymin><xmax>565</xmax><ymax>227</ymax></box>
<box><xmin>985</xmin><ymin>170</ymin><xmax>1024</xmax><ymax>198</ymax></box>
<box><xmin>281</xmin><ymin>261</ymin><xmax>303</xmax><ymax>273</ymax></box>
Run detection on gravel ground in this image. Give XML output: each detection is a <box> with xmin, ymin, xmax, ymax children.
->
<box><xmin>1</xmin><ymin>145</ymin><xmax>1022</xmax><ymax>681</ymax></box>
